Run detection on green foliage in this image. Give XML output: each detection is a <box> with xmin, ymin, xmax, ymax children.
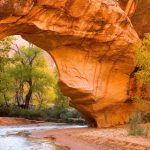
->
<box><xmin>0</xmin><ymin>37</ymin><xmax>15</xmax><ymax>67</ymax></box>
<box><xmin>14</xmin><ymin>46</ymin><xmax>55</xmax><ymax>108</ymax></box>
<box><xmin>52</xmin><ymin>69</ymin><xmax>69</xmax><ymax>115</ymax></box>
<box><xmin>128</xmin><ymin>112</ymin><xmax>149</xmax><ymax>138</ymax></box>
<box><xmin>0</xmin><ymin>37</ymin><xmax>68</xmax><ymax>110</ymax></box>
<box><xmin>134</xmin><ymin>96</ymin><xmax>150</xmax><ymax>104</ymax></box>
<box><xmin>0</xmin><ymin>37</ymin><xmax>15</xmax><ymax>106</ymax></box>
<box><xmin>0</xmin><ymin>104</ymin><xmax>85</xmax><ymax>124</ymax></box>
<box><xmin>0</xmin><ymin>36</ymin><xmax>84</xmax><ymax>124</ymax></box>
<box><xmin>0</xmin><ymin>38</ymin><xmax>55</xmax><ymax>109</ymax></box>
<box><xmin>134</xmin><ymin>33</ymin><xmax>150</xmax><ymax>104</ymax></box>
<box><xmin>135</xmin><ymin>33</ymin><xmax>150</xmax><ymax>84</ymax></box>
<box><xmin>54</xmin><ymin>86</ymin><xmax>69</xmax><ymax>113</ymax></box>
<box><xmin>0</xmin><ymin>105</ymin><xmax>45</xmax><ymax>118</ymax></box>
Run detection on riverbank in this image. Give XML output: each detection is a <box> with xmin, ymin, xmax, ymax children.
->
<box><xmin>31</xmin><ymin>125</ymin><xmax>150</xmax><ymax>150</ymax></box>
<box><xmin>0</xmin><ymin>117</ymin><xmax>149</xmax><ymax>150</ymax></box>
<box><xmin>0</xmin><ymin>117</ymin><xmax>86</xmax><ymax>127</ymax></box>
<box><xmin>0</xmin><ymin>117</ymin><xmax>37</xmax><ymax>126</ymax></box>
<box><xmin>0</xmin><ymin>117</ymin><xmax>70</xmax><ymax>127</ymax></box>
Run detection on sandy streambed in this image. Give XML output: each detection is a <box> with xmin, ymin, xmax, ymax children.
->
<box><xmin>0</xmin><ymin>117</ymin><xmax>149</xmax><ymax>150</ymax></box>
<box><xmin>31</xmin><ymin>125</ymin><xmax>150</xmax><ymax>150</ymax></box>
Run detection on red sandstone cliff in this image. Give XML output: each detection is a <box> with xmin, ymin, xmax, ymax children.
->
<box><xmin>0</xmin><ymin>0</ymin><xmax>150</xmax><ymax>127</ymax></box>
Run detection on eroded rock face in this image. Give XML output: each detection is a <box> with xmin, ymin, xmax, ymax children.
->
<box><xmin>0</xmin><ymin>0</ymin><xmax>150</xmax><ymax>127</ymax></box>
<box><xmin>118</xmin><ymin>0</ymin><xmax>150</xmax><ymax>38</ymax></box>
<box><xmin>131</xmin><ymin>0</ymin><xmax>150</xmax><ymax>38</ymax></box>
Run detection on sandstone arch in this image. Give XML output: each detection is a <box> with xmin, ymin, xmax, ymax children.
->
<box><xmin>0</xmin><ymin>0</ymin><xmax>150</xmax><ymax>127</ymax></box>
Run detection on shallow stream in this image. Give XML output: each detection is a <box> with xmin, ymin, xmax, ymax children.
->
<box><xmin>0</xmin><ymin>123</ymin><xmax>85</xmax><ymax>150</ymax></box>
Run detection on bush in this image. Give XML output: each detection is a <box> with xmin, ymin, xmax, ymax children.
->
<box><xmin>128</xmin><ymin>112</ymin><xmax>149</xmax><ymax>138</ymax></box>
<box><xmin>143</xmin><ymin>113</ymin><xmax>150</xmax><ymax>123</ymax></box>
<box><xmin>0</xmin><ymin>104</ymin><xmax>86</xmax><ymax>124</ymax></box>
<box><xmin>0</xmin><ymin>104</ymin><xmax>9</xmax><ymax>116</ymax></box>
<box><xmin>0</xmin><ymin>105</ymin><xmax>46</xmax><ymax>119</ymax></box>
<box><xmin>45</xmin><ymin>107</ymin><xmax>83</xmax><ymax>119</ymax></box>
<box><xmin>19</xmin><ymin>109</ymin><xmax>40</xmax><ymax>118</ymax></box>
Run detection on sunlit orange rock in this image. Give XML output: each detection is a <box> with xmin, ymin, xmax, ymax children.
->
<box><xmin>118</xmin><ymin>0</ymin><xmax>150</xmax><ymax>38</ymax></box>
<box><xmin>0</xmin><ymin>0</ymin><xmax>150</xmax><ymax>127</ymax></box>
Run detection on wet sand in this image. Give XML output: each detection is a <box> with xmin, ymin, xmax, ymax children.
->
<box><xmin>31</xmin><ymin>126</ymin><xmax>150</xmax><ymax>150</ymax></box>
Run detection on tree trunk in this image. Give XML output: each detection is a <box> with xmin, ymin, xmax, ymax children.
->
<box><xmin>3</xmin><ymin>94</ymin><xmax>9</xmax><ymax>108</ymax></box>
<box><xmin>38</xmin><ymin>98</ymin><xmax>44</xmax><ymax>110</ymax></box>
<box><xmin>15</xmin><ymin>90</ymin><xmax>20</xmax><ymax>107</ymax></box>
<box><xmin>19</xmin><ymin>81</ymin><xmax>24</xmax><ymax>105</ymax></box>
<box><xmin>25</xmin><ymin>79</ymin><xmax>32</xmax><ymax>109</ymax></box>
<box><xmin>15</xmin><ymin>81</ymin><xmax>24</xmax><ymax>108</ymax></box>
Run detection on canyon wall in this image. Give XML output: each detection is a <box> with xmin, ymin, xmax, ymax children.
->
<box><xmin>0</xmin><ymin>0</ymin><xmax>150</xmax><ymax>127</ymax></box>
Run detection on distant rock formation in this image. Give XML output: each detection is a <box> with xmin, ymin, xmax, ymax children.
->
<box><xmin>0</xmin><ymin>0</ymin><xmax>150</xmax><ymax>127</ymax></box>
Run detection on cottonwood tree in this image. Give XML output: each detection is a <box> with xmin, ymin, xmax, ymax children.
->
<box><xmin>0</xmin><ymin>37</ymin><xmax>62</xmax><ymax>110</ymax></box>
<box><xmin>0</xmin><ymin>37</ymin><xmax>15</xmax><ymax>108</ymax></box>
<box><xmin>8</xmin><ymin>44</ymin><xmax>54</xmax><ymax>109</ymax></box>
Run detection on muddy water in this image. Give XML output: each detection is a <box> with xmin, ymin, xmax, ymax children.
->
<box><xmin>0</xmin><ymin>124</ymin><xmax>85</xmax><ymax>150</ymax></box>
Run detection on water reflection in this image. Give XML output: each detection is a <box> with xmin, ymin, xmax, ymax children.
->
<box><xmin>0</xmin><ymin>124</ymin><xmax>86</xmax><ymax>150</ymax></box>
<box><xmin>0</xmin><ymin>135</ymin><xmax>69</xmax><ymax>150</ymax></box>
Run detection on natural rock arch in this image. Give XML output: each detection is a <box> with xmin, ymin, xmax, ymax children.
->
<box><xmin>0</xmin><ymin>0</ymin><xmax>150</xmax><ymax>127</ymax></box>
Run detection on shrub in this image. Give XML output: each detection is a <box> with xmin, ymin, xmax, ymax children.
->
<box><xmin>142</xmin><ymin>113</ymin><xmax>150</xmax><ymax>123</ymax></box>
<box><xmin>0</xmin><ymin>104</ymin><xmax>86</xmax><ymax>124</ymax></box>
<box><xmin>128</xmin><ymin>112</ymin><xmax>149</xmax><ymax>138</ymax></box>
<box><xmin>0</xmin><ymin>104</ymin><xmax>9</xmax><ymax>116</ymax></box>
